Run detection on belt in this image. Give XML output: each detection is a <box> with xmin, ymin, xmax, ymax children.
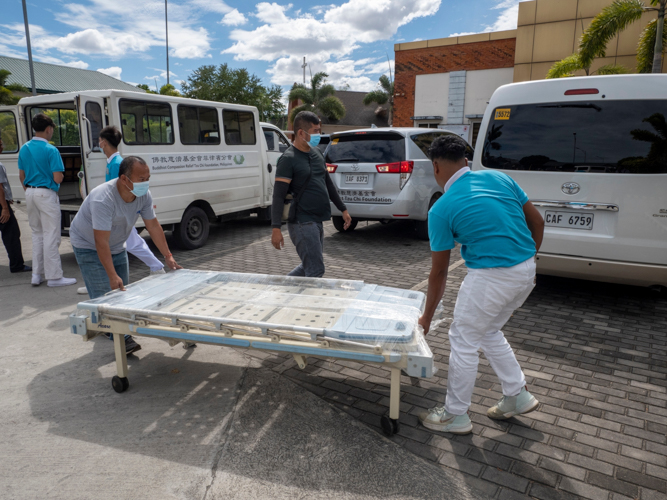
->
<box><xmin>25</xmin><ymin>185</ymin><xmax>49</xmax><ymax>189</ymax></box>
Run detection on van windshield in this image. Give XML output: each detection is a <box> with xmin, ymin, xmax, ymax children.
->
<box><xmin>326</xmin><ymin>133</ymin><xmax>405</xmax><ymax>164</ymax></box>
<box><xmin>482</xmin><ymin>101</ymin><xmax>667</xmax><ymax>174</ymax></box>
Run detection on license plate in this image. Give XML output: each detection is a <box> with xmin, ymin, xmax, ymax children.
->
<box><xmin>345</xmin><ymin>174</ymin><xmax>369</xmax><ymax>184</ymax></box>
<box><xmin>545</xmin><ymin>211</ymin><xmax>594</xmax><ymax>230</ymax></box>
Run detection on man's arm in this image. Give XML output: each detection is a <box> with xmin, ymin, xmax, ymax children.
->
<box><xmin>93</xmin><ymin>229</ymin><xmax>125</xmax><ymax>291</ymax></box>
<box><xmin>271</xmin><ymin>177</ymin><xmax>291</xmax><ymax>250</ymax></box>
<box><xmin>418</xmin><ymin>250</ymin><xmax>451</xmax><ymax>335</ymax></box>
<box><xmin>0</xmin><ymin>187</ymin><xmax>9</xmax><ymax>224</ymax></box>
<box><xmin>325</xmin><ymin>173</ymin><xmax>351</xmax><ymax>230</ymax></box>
<box><xmin>50</xmin><ymin>148</ymin><xmax>65</xmax><ymax>185</ymax></box>
<box><xmin>53</xmin><ymin>172</ymin><xmax>64</xmax><ymax>184</ymax></box>
<box><xmin>523</xmin><ymin>201</ymin><xmax>545</xmax><ymax>253</ymax></box>
<box><xmin>19</xmin><ymin>170</ymin><xmax>26</xmax><ymax>190</ymax></box>
<box><xmin>143</xmin><ymin>217</ymin><xmax>182</xmax><ymax>270</ymax></box>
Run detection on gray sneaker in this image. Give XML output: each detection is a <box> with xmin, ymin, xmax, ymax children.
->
<box><xmin>419</xmin><ymin>406</ymin><xmax>473</xmax><ymax>434</ymax></box>
<box><xmin>125</xmin><ymin>338</ymin><xmax>142</xmax><ymax>355</ymax></box>
<box><xmin>487</xmin><ymin>387</ymin><xmax>539</xmax><ymax>420</ymax></box>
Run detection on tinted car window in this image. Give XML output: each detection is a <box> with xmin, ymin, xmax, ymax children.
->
<box><xmin>411</xmin><ymin>132</ymin><xmax>474</xmax><ymax>160</ymax></box>
<box><xmin>317</xmin><ymin>134</ymin><xmax>330</xmax><ymax>153</ymax></box>
<box><xmin>483</xmin><ymin>101</ymin><xmax>667</xmax><ymax>174</ymax></box>
<box><xmin>325</xmin><ymin>133</ymin><xmax>405</xmax><ymax>163</ymax></box>
<box><xmin>0</xmin><ymin>111</ymin><xmax>19</xmax><ymax>153</ymax></box>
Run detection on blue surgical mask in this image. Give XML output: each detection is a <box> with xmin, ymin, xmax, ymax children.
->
<box><xmin>129</xmin><ymin>179</ymin><xmax>149</xmax><ymax>197</ymax></box>
<box><xmin>308</xmin><ymin>133</ymin><xmax>321</xmax><ymax>148</ymax></box>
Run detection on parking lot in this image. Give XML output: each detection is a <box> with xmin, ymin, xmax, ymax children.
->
<box><xmin>2</xmin><ymin>210</ymin><xmax>667</xmax><ymax>500</ymax></box>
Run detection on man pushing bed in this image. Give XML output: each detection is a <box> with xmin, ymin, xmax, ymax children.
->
<box><xmin>418</xmin><ymin>135</ymin><xmax>545</xmax><ymax>435</ymax></box>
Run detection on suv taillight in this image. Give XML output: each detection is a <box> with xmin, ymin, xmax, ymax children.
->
<box><xmin>326</xmin><ymin>163</ymin><xmax>338</xmax><ymax>173</ymax></box>
<box><xmin>376</xmin><ymin>161</ymin><xmax>414</xmax><ymax>190</ymax></box>
<box><xmin>376</xmin><ymin>161</ymin><xmax>413</xmax><ymax>174</ymax></box>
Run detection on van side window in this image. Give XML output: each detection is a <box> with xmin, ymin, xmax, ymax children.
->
<box><xmin>177</xmin><ymin>105</ymin><xmax>220</xmax><ymax>145</ymax></box>
<box><xmin>84</xmin><ymin>101</ymin><xmax>104</xmax><ymax>150</ymax></box>
<box><xmin>29</xmin><ymin>107</ymin><xmax>80</xmax><ymax>147</ymax></box>
<box><xmin>119</xmin><ymin>99</ymin><xmax>174</xmax><ymax>145</ymax></box>
<box><xmin>263</xmin><ymin>129</ymin><xmax>275</xmax><ymax>150</ymax></box>
<box><xmin>411</xmin><ymin>133</ymin><xmax>474</xmax><ymax>160</ymax></box>
<box><xmin>0</xmin><ymin>111</ymin><xmax>19</xmax><ymax>153</ymax></box>
<box><xmin>223</xmin><ymin>110</ymin><xmax>256</xmax><ymax>145</ymax></box>
<box><xmin>277</xmin><ymin>131</ymin><xmax>290</xmax><ymax>152</ymax></box>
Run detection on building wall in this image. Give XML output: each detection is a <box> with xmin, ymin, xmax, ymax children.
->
<box><xmin>393</xmin><ymin>32</ymin><xmax>516</xmax><ymax>127</ymax></box>
<box><xmin>463</xmin><ymin>67</ymin><xmax>515</xmax><ymax>117</ymax></box>
<box><xmin>514</xmin><ymin>0</ymin><xmax>665</xmax><ymax>82</ymax></box>
<box><xmin>414</xmin><ymin>73</ymin><xmax>450</xmax><ymax>119</ymax></box>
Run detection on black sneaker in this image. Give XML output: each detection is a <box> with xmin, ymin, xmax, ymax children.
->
<box><xmin>125</xmin><ymin>338</ymin><xmax>142</xmax><ymax>355</ymax></box>
<box><xmin>11</xmin><ymin>265</ymin><xmax>32</xmax><ymax>273</ymax></box>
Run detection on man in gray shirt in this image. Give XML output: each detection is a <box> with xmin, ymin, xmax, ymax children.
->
<box><xmin>70</xmin><ymin>155</ymin><xmax>181</xmax><ymax>354</ymax></box>
<box><xmin>0</xmin><ymin>137</ymin><xmax>31</xmax><ymax>273</ymax></box>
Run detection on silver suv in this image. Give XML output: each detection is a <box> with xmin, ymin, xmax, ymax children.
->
<box><xmin>325</xmin><ymin>128</ymin><xmax>474</xmax><ymax>239</ymax></box>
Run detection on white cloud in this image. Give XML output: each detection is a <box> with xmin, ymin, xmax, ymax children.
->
<box><xmin>449</xmin><ymin>0</ymin><xmax>520</xmax><ymax>37</ymax></box>
<box><xmin>188</xmin><ymin>0</ymin><xmax>233</xmax><ymax>14</ymax></box>
<box><xmin>221</xmin><ymin>9</ymin><xmax>248</xmax><ymax>26</ymax></box>
<box><xmin>255</xmin><ymin>3</ymin><xmax>292</xmax><ymax>24</ymax></box>
<box><xmin>97</xmin><ymin>66</ymin><xmax>123</xmax><ymax>80</ymax></box>
<box><xmin>144</xmin><ymin>69</ymin><xmax>177</xmax><ymax>81</ymax></box>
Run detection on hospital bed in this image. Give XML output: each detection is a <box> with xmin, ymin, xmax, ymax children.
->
<box><xmin>69</xmin><ymin>270</ymin><xmax>436</xmax><ymax>436</ymax></box>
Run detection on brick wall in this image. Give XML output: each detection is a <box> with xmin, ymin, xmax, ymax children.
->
<box><xmin>394</xmin><ymin>38</ymin><xmax>516</xmax><ymax>127</ymax></box>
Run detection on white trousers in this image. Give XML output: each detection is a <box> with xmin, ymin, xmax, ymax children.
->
<box><xmin>125</xmin><ymin>227</ymin><xmax>163</xmax><ymax>271</ymax></box>
<box><xmin>445</xmin><ymin>257</ymin><xmax>536</xmax><ymax>415</ymax></box>
<box><xmin>26</xmin><ymin>188</ymin><xmax>63</xmax><ymax>280</ymax></box>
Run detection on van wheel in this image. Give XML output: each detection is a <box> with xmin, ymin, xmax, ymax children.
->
<box><xmin>332</xmin><ymin>216</ymin><xmax>358</xmax><ymax>232</ymax></box>
<box><xmin>415</xmin><ymin>194</ymin><xmax>441</xmax><ymax>241</ymax></box>
<box><xmin>174</xmin><ymin>207</ymin><xmax>209</xmax><ymax>250</ymax></box>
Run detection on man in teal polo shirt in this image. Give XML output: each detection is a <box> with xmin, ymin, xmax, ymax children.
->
<box><xmin>18</xmin><ymin>113</ymin><xmax>77</xmax><ymax>287</ymax></box>
<box><xmin>418</xmin><ymin>135</ymin><xmax>545</xmax><ymax>435</ymax></box>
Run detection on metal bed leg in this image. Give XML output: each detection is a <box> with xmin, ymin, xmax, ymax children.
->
<box><xmin>381</xmin><ymin>368</ymin><xmax>401</xmax><ymax>437</ymax></box>
<box><xmin>111</xmin><ymin>334</ymin><xmax>130</xmax><ymax>393</ymax></box>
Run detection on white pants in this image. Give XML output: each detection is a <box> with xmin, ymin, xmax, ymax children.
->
<box><xmin>125</xmin><ymin>227</ymin><xmax>163</xmax><ymax>271</ymax></box>
<box><xmin>445</xmin><ymin>257</ymin><xmax>536</xmax><ymax>415</ymax></box>
<box><xmin>26</xmin><ymin>188</ymin><xmax>63</xmax><ymax>280</ymax></box>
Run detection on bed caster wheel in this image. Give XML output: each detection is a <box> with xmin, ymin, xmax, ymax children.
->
<box><xmin>381</xmin><ymin>416</ymin><xmax>400</xmax><ymax>436</ymax></box>
<box><xmin>112</xmin><ymin>376</ymin><xmax>129</xmax><ymax>393</ymax></box>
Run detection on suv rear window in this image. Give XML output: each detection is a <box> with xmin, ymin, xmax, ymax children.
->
<box><xmin>325</xmin><ymin>132</ymin><xmax>405</xmax><ymax>163</ymax></box>
<box><xmin>411</xmin><ymin>132</ymin><xmax>474</xmax><ymax>160</ymax></box>
<box><xmin>482</xmin><ymin>100</ymin><xmax>667</xmax><ymax>174</ymax></box>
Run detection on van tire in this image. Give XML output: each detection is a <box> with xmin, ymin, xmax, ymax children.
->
<box><xmin>332</xmin><ymin>216</ymin><xmax>358</xmax><ymax>232</ymax></box>
<box><xmin>257</xmin><ymin>206</ymin><xmax>272</xmax><ymax>224</ymax></box>
<box><xmin>174</xmin><ymin>206</ymin><xmax>209</xmax><ymax>250</ymax></box>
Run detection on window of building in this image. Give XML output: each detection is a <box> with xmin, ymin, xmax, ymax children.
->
<box><xmin>29</xmin><ymin>107</ymin><xmax>80</xmax><ymax>147</ymax></box>
<box><xmin>417</xmin><ymin>123</ymin><xmax>440</xmax><ymax>129</ymax></box>
<box><xmin>0</xmin><ymin>111</ymin><xmax>19</xmax><ymax>153</ymax></box>
<box><xmin>223</xmin><ymin>110</ymin><xmax>256</xmax><ymax>145</ymax></box>
<box><xmin>119</xmin><ymin>99</ymin><xmax>174</xmax><ymax>145</ymax></box>
<box><xmin>177</xmin><ymin>105</ymin><xmax>220</xmax><ymax>145</ymax></box>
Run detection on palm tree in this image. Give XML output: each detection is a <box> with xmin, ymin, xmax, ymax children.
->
<box><xmin>0</xmin><ymin>69</ymin><xmax>29</xmax><ymax>105</ymax></box>
<box><xmin>288</xmin><ymin>72</ymin><xmax>345</xmax><ymax>122</ymax></box>
<box><xmin>363</xmin><ymin>74</ymin><xmax>394</xmax><ymax>126</ymax></box>
<box><xmin>548</xmin><ymin>0</ymin><xmax>667</xmax><ymax>78</ymax></box>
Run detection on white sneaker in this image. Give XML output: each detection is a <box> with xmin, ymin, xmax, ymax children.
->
<box><xmin>150</xmin><ymin>268</ymin><xmax>166</xmax><ymax>275</ymax></box>
<box><xmin>77</xmin><ymin>286</ymin><xmax>88</xmax><ymax>295</ymax></box>
<box><xmin>47</xmin><ymin>277</ymin><xmax>77</xmax><ymax>287</ymax></box>
<box><xmin>487</xmin><ymin>387</ymin><xmax>539</xmax><ymax>420</ymax></box>
<box><xmin>419</xmin><ymin>406</ymin><xmax>473</xmax><ymax>434</ymax></box>
<box><xmin>31</xmin><ymin>274</ymin><xmax>44</xmax><ymax>286</ymax></box>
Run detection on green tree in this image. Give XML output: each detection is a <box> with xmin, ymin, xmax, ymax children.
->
<box><xmin>0</xmin><ymin>69</ymin><xmax>29</xmax><ymax>105</ymax></box>
<box><xmin>181</xmin><ymin>64</ymin><xmax>285</xmax><ymax>122</ymax></box>
<box><xmin>136</xmin><ymin>83</ymin><xmax>157</xmax><ymax>94</ymax></box>
<box><xmin>548</xmin><ymin>0</ymin><xmax>667</xmax><ymax>78</ymax></box>
<box><xmin>159</xmin><ymin>84</ymin><xmax>181</xmax><ymax>96</ymax></box>
<box><xmin>287</xmin><ymin>72</ymin><xmax>345</xmax><ymax>122</ymax></box>
<box><xmin>363</xmin><ymin>74</ymin><xmax>394</xmax><ymax>126</ymax></box>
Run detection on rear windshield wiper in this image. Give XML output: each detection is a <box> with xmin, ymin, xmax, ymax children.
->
<box><xmin>538</xmin><ymin>103</ymin><xmax>602</xmax><ymax>112</ymax></box>
<box><xmin>331</xmin><ymin>157</ymin><xmax>360</xmax><ymax>162</ymax></box>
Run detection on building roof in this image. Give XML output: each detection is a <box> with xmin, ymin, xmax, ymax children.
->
<box><xmin>0</xmin><ymin>56</ymin><xmax>143</xmax><ymax>94</ymax></box>
<box><xmin>319</xmin><ymin>90</ymin><xmax>389</xmax><ymax>127</ymax></box>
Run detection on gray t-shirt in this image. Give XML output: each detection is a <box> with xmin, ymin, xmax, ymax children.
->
<box><xmin>0</xmin><ymin>163</ymin><xmax>13</xmax><ymax>202</ymax></box>
<box><xmin>69</xmin><ymin>179</ymin><xmax>156</xmax><ymax>254</ymax></box>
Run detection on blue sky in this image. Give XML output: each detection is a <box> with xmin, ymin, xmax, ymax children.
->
<box><xmin>1</xmin><ymin>0</ymin><xmax>523</xmax><ymax>94</ymax></box>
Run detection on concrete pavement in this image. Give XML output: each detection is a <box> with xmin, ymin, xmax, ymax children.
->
<box><xmin>0</xmin><ymin>204</ymin><xmax>486</xmax><ymax>500</ymax></box>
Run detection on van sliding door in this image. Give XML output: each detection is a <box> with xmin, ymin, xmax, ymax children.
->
<box><xmin>77</xmin><ymin>95</ymin><xmax>106</xmax><ymax>197</ymax></box>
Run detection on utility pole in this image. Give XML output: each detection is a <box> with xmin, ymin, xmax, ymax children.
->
<box><xmin>165</xmin><ymin>0</ymin><xmax>170</xmax><ymax>86</ymax></box>
<box><xmin>301</xmin><ymin>57</ymin><xmax>307</xmax><ymax>84</ymax></box>
<box><xmin>22</xmin><ymin>0</ymin><xmax>36</xmax><ymax>96</ymax></box>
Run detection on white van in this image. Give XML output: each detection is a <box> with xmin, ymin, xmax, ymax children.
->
<box><xmin>0</xmin><ymin>91</ymin><xmax>286</xmax><ymax>249</ymax></box>
<box><xmin>473</xmin><ymin>74</ymin><xmax>667</xmax><ymax>287</ymax></box>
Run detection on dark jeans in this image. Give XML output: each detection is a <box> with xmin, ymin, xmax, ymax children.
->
<box><xmin>0</xmin><ymin>206</ymin><xmax>25</xmax><ymax>272</ymax></box>
<box><xmin>73</xmin><ymin>246</ymin><xmax>131</xmax><ymax>342</ymax></box>
<box><xmin>287</xmin><ymin>221</ymin><xmax>325</xmax><ymax>277</ymax></box>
